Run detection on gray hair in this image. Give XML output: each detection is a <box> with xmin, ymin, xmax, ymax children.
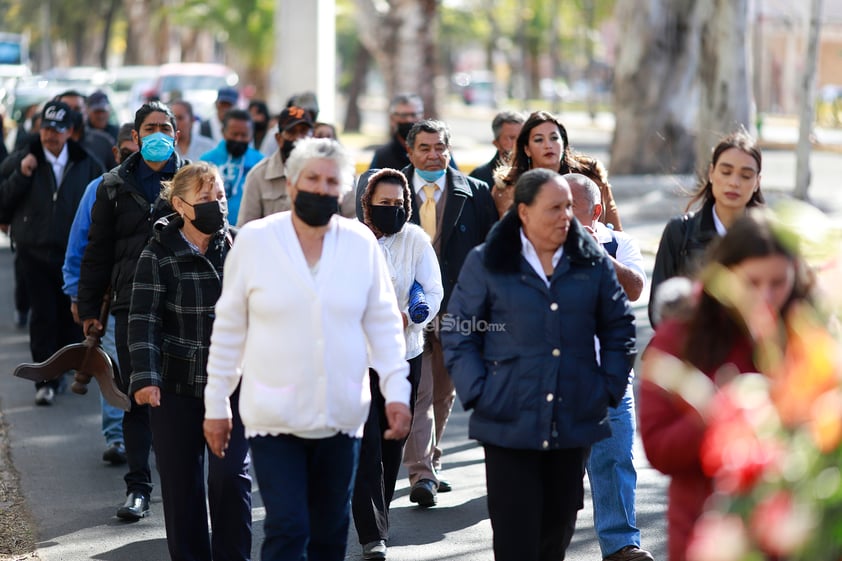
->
<box><xmin>285</xmin><ymin>138</ymin><xmax>355</xmax><ymax>197</ymax></box>
<box><xmin>388</xmin><ymin>93</ymin><xmax>423</xmax><ymax>115</ymax></box>
<box><xmin>563</xmin><ymin>172</ymin><xmax>601</xmax><ymax>215</ymax></box>
<box><xmin>491</xmin><ymin>111</ymin><xmax>525</xmax><ymax>140</ymax></box>
<box><xmin>406</xmin><ymin>119</ymin><xmax>451</xmax><ymax>149</ymax></box>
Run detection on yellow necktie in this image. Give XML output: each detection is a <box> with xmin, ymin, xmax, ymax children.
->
<box><xmin>421</xmin><ymin>184</ymin><xmax>438</xmax><ymax>239</ymax></box>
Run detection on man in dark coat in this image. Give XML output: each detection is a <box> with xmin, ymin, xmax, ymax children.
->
<box><xmin>468</xmin><ymin>110</ymin><xmax>524</xmax><ymax>192</ymax></box>
<box><xmin>0</xmin><ymin>101</ymin><xmax>104</xmax><ymax>405</ymax></box>
<box><xmin>400</xmin><ymin>119</ymin><xmax>498</xmax><ymax>507</ymax></box>
<box><xmin>77</xmin><ymin>101</ymin><xmax>186</xmax><ymax>522</ymax></box>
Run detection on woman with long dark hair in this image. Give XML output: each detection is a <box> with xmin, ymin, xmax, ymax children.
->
<box><xmin>492</xmin><ymin>110</ymin><xmax>621</xmax><ymax>229</ymax></box>
<box><xmin>649</xmin><ymin>130</ymin><xmax>765</xmax><ymax>326</ymax></box>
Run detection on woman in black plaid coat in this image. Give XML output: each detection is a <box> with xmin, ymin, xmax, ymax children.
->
<box><xmin>128</xmin><ymin>162</ymin><xmax>251</xmax><ymax>561</ymax></box>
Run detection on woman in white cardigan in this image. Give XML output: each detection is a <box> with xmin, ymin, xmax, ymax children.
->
<box><xmin>352</xmin><ymin>168</ymin><xmax>444</xmax><ymax>560</ymax></box>
<box><xmin>203</xmin><ymin>138</ymin><xmax>412</xmax><ymax>561</ymax></box>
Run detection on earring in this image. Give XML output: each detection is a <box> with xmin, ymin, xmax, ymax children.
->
<box><xmin>527</xmin><ymin>156</ymin><xmax>532</xmax><ymax>169</ymax></box>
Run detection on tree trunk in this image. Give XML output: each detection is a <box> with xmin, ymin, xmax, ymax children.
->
<box><xmin>695</xmin><ymin>0</ymin><xmax>751</xmax><ymax>176</ymax></box>
<box><xmin>343</xmin><ymin>42</ymin><xmax>370</xmax><ymax>133</ymax></box>
<box><xmin>99</xmin><ymin>0</ymin><xmax>120</xmax><ymax>68</ymax></box>
<box><xmin>354</xmin><ymin>0</ymin><xmax>441</xmax><ymax>120</ymax></box>
<box><xmin>794</xmin><ymin>0</ymin><xmax>823</xmax><ymax>200</ymax></box>
<box><xmin>73</xmin><ymin>21</ymin><xmax>85</xmax><ymax>65</ymax></box>
<box><xmin>123</xmin><ymin>0</ymin><xmax>157</xmax><ymax>65</ymax></box>
<box><xmin>609</xmin><ymin>0</ymin><xmax>701</xmax><ymax>175</ymax></box>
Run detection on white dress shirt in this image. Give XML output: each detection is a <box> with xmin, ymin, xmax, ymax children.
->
<box><xmin>519</xmin><ymin>228</ymin><xmax>563</xmax><ymax>287</ymax></box>
<box><xmin>43</xmin><ymin>144</ymin><xmax>69</xmax><ymax>186</ymax></box>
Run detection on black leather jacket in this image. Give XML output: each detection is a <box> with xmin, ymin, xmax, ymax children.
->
<box><xmin>648</xmin><ymin>198</ymin><xmax>718</xmax><ymax>327</ymax></box>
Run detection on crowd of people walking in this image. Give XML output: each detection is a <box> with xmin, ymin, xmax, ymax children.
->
<box><xmin>1</xmin><ymin>85</ymin><xmax>831</xmax><ymax>561</ymax></box>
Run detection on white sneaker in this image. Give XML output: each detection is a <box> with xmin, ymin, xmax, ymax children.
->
<box><xmin>35</xmin><ymin>386</ymin><xmax>55</xmax><ymax>406</ymax></box>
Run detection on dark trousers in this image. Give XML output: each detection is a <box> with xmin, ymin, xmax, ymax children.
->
<box><xmin>151</xmin><ymin>388</ymin><xmax>252</xmax><ymax>561</ymax></box>
<box><xmin>114</xmin><ymin>311</ymin><xmax>153</xmax><ymax>495</ymax></box>
<box><xmin>352</xmin><ymin>354</ymin><xmax>422</xmax><ymax>544</ymax></box>
<box><xmin>13</xmin><ymin>247</ymin><xmax>29</xmax><ymax>315</ymax></box>
<box><xmin>249</xmin><ymin>432</ymin><xmax>361</xmax><ymax>561</ymax></box>
<box><xmin>483</xmin><ymin>444</ymin><xmax>590</xmax><ymax>561</ymax></box>
<box><xmin>16</xmin><ymin>248</ymin><xmax>81</xmax><ymax>390</ymax></box>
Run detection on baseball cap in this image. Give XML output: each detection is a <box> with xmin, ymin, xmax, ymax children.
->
<box><xmin>42</xmin><ymin>101</ymin><xmax>74</xmax><ymax>132</ymax></box>
<box><xmin>278</xmin><ymin>105</ymin><xmax>314</xmax><ymax>132</ymax></box>
<box><xmin>88</xmin><ymin>90</ymin><xmax>111</xmax><ymax>111</ymax></box>
<box><xmin>216</xmin><ymin>87</ymin><xmax>239</xmax><ymax>105</ymax></box>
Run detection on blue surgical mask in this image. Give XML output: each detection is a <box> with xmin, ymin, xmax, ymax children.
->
<box><xmin>416</xmin><ymin>168</ymin><xmax>446</xmax><ymax>183</ymax></box>
<box><xmin>140</xmin><ymin>132</ymin><xmax>175</xmax><ymax>162</ymax></box>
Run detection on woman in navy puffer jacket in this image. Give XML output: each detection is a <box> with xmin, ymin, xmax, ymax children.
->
<box><xmin>442</xmin><ymin>168</ymin><xmax>636</xmax><ymax>561</ymax></box>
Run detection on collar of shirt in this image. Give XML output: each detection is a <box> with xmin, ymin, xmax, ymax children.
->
<box><xmin>519</xmin><ymin>227</ymin><xmax>563</xmax><ymax>287</ymax></box>
<box><xmin>42</xmin><ymin>143</ymin><xmax>69</xmax><ymax>181</ymax></box>
<box><xmin>711</xmin><ymin>204</ymin><xmax>728</xmax><ymax>236</ymax></box>
<box><xmin>413</xmin><ymin>171</ymin><xmax>446</xmax><ymax>202</ymax></box>
<box><xmin>592</xmin><ymin>221</ymin><xmax>614</xmax><ymax>243</ymax></box>
<box><xmin>138</xmin><ymin>155</ymin><xmax>177</xmax><ymax>180</ymax></box>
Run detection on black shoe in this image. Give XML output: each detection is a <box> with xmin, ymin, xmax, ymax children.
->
<box><xmin>603</xmin><ymin>545</ymin><xmax>655</xmax><ymax>561</ymax></box>
<box><xmin>409</xmin><ymin>479</ymin><xmax>437</xmax><ymax>507</ymax></box>
<box><xmin>437</xmin><ymin>479</ymin><xmax>452</xmax><ymax>493</ymax></box>
<box><xmin>116</xmin><ymin>492</ymin><xmax>150</xmax><ymax>521</ymax></box>
<box><xmin>102</xmin><ymin>442</ymin><xmax>127</xmax><ymax>465</ymax></box>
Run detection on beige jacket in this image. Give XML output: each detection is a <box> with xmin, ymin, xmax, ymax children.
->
<box><xmin>237</xmin><ymin>150</ymin><xmax>289</xmax><ymax>226</ymax></box>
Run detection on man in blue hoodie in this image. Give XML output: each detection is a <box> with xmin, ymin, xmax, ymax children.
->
<box><xmin>200</xmin><ymin>108</ymin><xmax>263</xmax><ymax>225</ymax></box>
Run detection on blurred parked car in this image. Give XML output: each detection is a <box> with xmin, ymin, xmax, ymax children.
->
<box><xmin>455</xmin><ymin>70</ymin><xmax>498</xmax><ymax>107</ymax></box>
<box><xmin>8</xmin><ymin>75</ymin><xmax>65</xmax><ymax>123</ymax></box>
<box><xmin>103</xmin><ymin>65</ymin><xmax>160</xmax><ymax>122</ymax></box>
<box><xmin>143</xmin><ymin>63</ymin><xmax>239</xmax><ymax>121</ymax></box>
<box><xmin>41</xmin><ymin>66</ymin><xmax>108</xmax><ymax>95</ymax></box>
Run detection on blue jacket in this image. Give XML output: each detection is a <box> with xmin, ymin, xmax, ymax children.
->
<box><xmin>62</xmin><ymin>175</ymin><xmax>102</xmax><ymax>299</ymax></box>
<box><xmin>441</xmin><ymin>212</ymin><xmax>636</xmax><ymax>451</ymax></box>
<box><xmin>200</xmin><ymin>141</ymin><xmax>264</xmax><ymax>226</ymax></box>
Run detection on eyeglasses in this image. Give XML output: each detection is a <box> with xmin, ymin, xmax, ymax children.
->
<box><xmin>392</xmin><ymin>112</ymin><xmax>420</xmax><ymax>120</ymax></box>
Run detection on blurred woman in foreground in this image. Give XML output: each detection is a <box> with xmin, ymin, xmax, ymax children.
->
<box><xmin>640</xmin><ymin>209</ymin><xmax>813</xmax><ymax>561</ymax></box>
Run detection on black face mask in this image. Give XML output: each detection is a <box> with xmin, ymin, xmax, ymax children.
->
<box><xmin>253</xmin><ymin>121</ymin><xmax>268</xmax><ymax>134</ymax></box>
<box><xmin>369</xmin><ymin>205</ymin><xmax>407</xmax><ymax>236</ymax></box>
<box><xmin>396</xmin><ymin>122</ymin><xmax>414</xmax><ymax>141</ymax></box>
<box><xmin>184</xmin><ymin>200</ymin><xmax>226</xmax><ymax>235</ymax></box>
<box><xmin>226</xmin><ymin>140</ymin><xmax>248</xmax><ymax>158</ymax></box>
<box><xmin>280</xmin><ymin>139</ymin><xmax>296</xmax><ymax>162</ymax></box>
<box><xmin>294</xmin><ymin>190</ymin><xmax>338</xmax><ymax>227</ymax></box>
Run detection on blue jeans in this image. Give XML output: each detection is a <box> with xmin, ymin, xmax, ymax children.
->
<box><xmin>250</xmin><ymin>432</ymin><xmax>361</xmax><ymax>561</ymax></box>
<box><xmin>99</xmin><ymin>317</ymin><xmax>124</xmax><ymax>446</ymax></box>
<box><xmin>586</xmin><ymin>383</ymin><xmax>641</xmax><ymax>556</ymax></box>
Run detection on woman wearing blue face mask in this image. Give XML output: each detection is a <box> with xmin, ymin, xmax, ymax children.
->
<box><xmin>128</xmin><ymin>162</ymin><xmax>251</xmax><ymax>561</ymax></box>
<box><xmin>352</xmin><ymin>168</ymin><xmax>443</xmax><ymax>560</ymax></box>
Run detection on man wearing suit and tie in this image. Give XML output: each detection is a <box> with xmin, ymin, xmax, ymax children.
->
<box><xmin>400</xmin><ymin>119</ymin><xmax>498</xmax><ymax>507</ymax></box>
